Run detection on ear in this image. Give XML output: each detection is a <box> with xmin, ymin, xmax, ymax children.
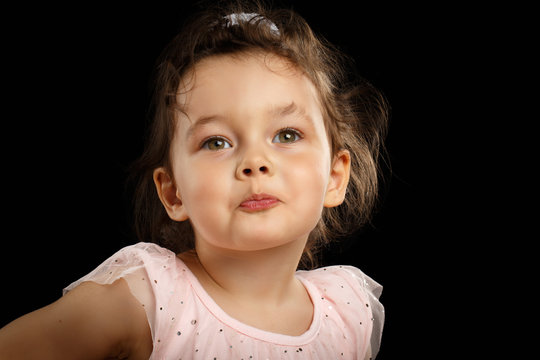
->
<box><xmin>324</xmin><ymin>150</ymin><xmax>351</xmax><ymax>208</ymax></box>
<box><xmin>153</xmin><ymin>167</ymin><xmax>189</xmax><ymax>221</ymax></box>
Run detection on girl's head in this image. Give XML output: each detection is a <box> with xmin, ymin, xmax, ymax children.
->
<box><xmin>132</xmin><ymin>0</ymin><xmax>388</xmax><ymax>267</ymax></box>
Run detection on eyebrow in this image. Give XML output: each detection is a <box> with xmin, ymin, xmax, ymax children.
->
<box><xmin>269</xmin><ymin>101</ymin><xmax>315</xmax><ymax>127</ymax></box>
<box><xmin>184</xmin><ymin>101</ymin><xmax>311</xmax><ymax>139</ymax></box>
<box><xmin>184</xmin><ymin>114</ymin><xmax>223</xmax><ymax>140</ymax></box>
<box><xmin>272</xmin><ymin>101</ymin><xmax>299</xmax><ymax>118</ymax></box>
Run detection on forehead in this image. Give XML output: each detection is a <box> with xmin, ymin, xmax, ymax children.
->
<box><xmin>176</xmin><ymin>53</ymin><xmax>323</xmax><ymax>124</ymax></box>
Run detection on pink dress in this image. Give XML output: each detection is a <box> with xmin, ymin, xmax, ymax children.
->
<box><xmin>64</xmin><ymin>242</ymin><xmax>384</xmax><ymax>359</ymax></box>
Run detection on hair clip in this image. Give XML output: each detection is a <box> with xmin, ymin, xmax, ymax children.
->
<box><xmin>223</xmin><ymin>12</ymin><xmax>280</xmax><ymax>36</ymax></box>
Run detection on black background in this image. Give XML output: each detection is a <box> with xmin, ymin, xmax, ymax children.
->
<box><xmin>2</xmin><ymin>1</ymin><xmax>508</xmax><ymax>358</ymax></box>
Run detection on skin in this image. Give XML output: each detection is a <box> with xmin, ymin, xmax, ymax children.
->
<box><xmin>154</xmin><ymin>53</ymin><xmax>351</xmax><ymax>336</ymax></box>
<box><xmin>0</xmin><ymin>52</ymin><xmax>351</xmax><ymax>358</ymax></box>
<box><xmin>0</xmin><ymin>279</ymin><xmax>153</xmax><ymax>359</ymax></box>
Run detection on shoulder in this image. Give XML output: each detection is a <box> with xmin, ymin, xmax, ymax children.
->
<box><xmin>64</xmin><ymin>242</ymin><xmax>178</xmax><ymax>293</ymax></box>
<box><xmin>298</xmin><ymin>265</ymin><xmax>383</xmax><ymax>299</ymax></box>
<box><xmin>0</xmin><ymin>278</ymin><xmax>152</xmax><ymax>359</ymax></box>
<box><xmin>59</xmin><ymin>279</ymin><xmax>153</xmax><ymax>358</ymax></box>
<box><xmin>64</xmin><ymin>242</ymin><xmax>191</xmax><ymax>312</ymax></box>
<box><xmin>297</xmin><ymin>265</ymin><xmax>377</xmax><ymax>312</ymax></box>
<box><xmin>297</xmin><ymin>265</ymin><xmax>385</xmax><ymax>358</ymax></box>
<box><xmin>96</xmin><ymin>241</ymin><xmax>178</xmax><ymax>269</ymax></box>
<box><xmin>63</xmin><ymin>242</ymin><xmax>194</xmax><ymax>357</ymax></box>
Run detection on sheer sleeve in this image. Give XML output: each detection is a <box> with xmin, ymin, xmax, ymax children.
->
<box><xmin>63</xmin><ymin>242</ymin><xmax>178</xmax><ymax>342</ymax></box>
<box><xmin>341</xmin><ymin>266</ymin><xmax>385</xmax><ymax>358</ymax></box>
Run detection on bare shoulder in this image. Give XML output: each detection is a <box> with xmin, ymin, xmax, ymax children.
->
<box><xmin>0</xmin><ymin>279</ymin><xmax>152</xmax><ymax>360</ymax></box>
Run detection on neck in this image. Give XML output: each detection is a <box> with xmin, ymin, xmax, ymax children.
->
<box><xmin>188</xmin><ymin>237</ymin><xmax>308</xmax><ymax>305</ymax></box>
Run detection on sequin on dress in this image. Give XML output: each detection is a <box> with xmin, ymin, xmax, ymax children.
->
<box><xmin>64</xmin><ymin>242</ymin><xmax>384</xmax><ymax>359</ymax></box>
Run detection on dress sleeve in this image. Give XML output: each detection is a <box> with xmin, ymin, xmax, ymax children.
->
<box><xmin>63</xmin><ymin>242</ymin><xmax>177</xmax><ymax>342</ymax></box>
<box><xmin>341</xmin><ymin>266</ymin><xmax>385</xmax><ymax>359</ymax></box>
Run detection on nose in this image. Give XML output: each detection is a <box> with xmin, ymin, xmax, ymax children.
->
<box><xmin>241</xmin><ymin>165</ymin><xmax>269</xmax><ymax>176</ymax></box>
<box><xmin>236</xmin><ymin>152</ymin><xmax>273</xmax><ymax>179</ymax></box>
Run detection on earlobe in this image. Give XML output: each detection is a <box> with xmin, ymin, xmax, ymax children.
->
<box><xmin>324</xmin><ymin>150</ymin><xmax>351</xmax><ymax>208</ymax></box>
<box><xmin>153</xmin><ymin>167</ymin><xmax>189</xmax><ymax>221</ymax></box>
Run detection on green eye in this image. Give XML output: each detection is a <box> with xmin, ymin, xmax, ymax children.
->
<box><xmin>202</xmin><ymin>137</ymin><xmax>232</xmax><ymax>150</ymax></box>
<box><xmin>272</xmin><ymin>128</ymin><xmax>302</xmax><ymax>143</ymax></box>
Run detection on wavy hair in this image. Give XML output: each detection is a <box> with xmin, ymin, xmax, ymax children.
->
<box><xmin>130</xmin><ymin>0</ymin><xmax>389</xmax><ymax>268</ymax></box>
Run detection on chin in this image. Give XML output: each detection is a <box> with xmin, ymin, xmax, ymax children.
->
<box><xmin>229</xmin><ymin>227</ymin><xmax>309</xmax><ymax>252</ymax></box>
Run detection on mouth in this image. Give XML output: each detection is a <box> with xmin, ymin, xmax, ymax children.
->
<box><xmin>239</xmin><ymin>193</ymin><xmax>280</xmax><ymax>212</ymax></box>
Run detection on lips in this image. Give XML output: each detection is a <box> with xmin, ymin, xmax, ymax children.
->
<box><xmin>239</xmin><ymin>193</ymin><xmax>280</xmax><ymax>211</ymax></box>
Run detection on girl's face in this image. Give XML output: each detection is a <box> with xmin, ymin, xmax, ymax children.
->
<box><xmin>155</xmin><ymin>53</ymin><xmax>349</xmax><ymax>252</ymax></box>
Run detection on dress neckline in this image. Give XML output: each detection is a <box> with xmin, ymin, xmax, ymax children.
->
<box><xmin>174</xmin><ymin>255</ymin><xmax>322</xmax><ymax>346</ymax></box>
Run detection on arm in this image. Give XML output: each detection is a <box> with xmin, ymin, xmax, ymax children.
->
<box><xmin>0</xmin><ymin>279</ymin><xmax>152</xmax><ymax>360</ymax></box>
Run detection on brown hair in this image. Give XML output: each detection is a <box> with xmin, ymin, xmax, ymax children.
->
<box><xmin>131</xmin><ymin>0</ymin><xmax>389</xmax><ymax>268</ymax></box>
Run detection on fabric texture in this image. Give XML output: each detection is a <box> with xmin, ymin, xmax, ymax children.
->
<box><xmin>64</xmin><ymin>242</ymin><xmax>384</xmax><ymax>359</ymax></box>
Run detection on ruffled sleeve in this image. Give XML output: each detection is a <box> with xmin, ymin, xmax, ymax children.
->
<box><xmin>340</xmin><ymin>266</ymin><xmax>385</xmax><ymax>358</ymax></box>
<box><xmin>63</xmin><ymin>242</ymin><xmax>179</xmax><ymax>343</ymax></box>
<box><xmin>297</xmin><ymin>265</ymin><xmax>385</xmax><ymax>358</ymax></box>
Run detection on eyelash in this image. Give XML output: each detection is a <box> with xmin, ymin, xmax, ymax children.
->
<box><xmin>199</xmin><ymin>127</ymin><xmax>304</xmax><ymax>150</ymax></box>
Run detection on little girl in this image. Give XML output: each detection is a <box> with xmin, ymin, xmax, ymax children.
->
<box><xmin>0</xmin><ymin>1</ymin><xmax>387</xmax><ymax>359</ymax></box>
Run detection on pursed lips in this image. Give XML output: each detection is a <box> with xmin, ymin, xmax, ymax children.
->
<box><xmin>239</xmin><ymin>193</ymin><xmax>280</xmax><ymax>211</ymax></box>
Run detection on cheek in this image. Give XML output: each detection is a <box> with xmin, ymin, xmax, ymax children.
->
<box><xmin>283</xmin><ymin>151</ymin><xmax>330</xmax><ymax>204</ymax></box>
<box><xmin>173</xmin><ymin>154</ymin><xmax>232</xmax><ymax>216</ymax></box>
<box><xmin>280</xmin><ymin>156</ymin><xmax>329</xmax><ymax>235</ymax></box>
